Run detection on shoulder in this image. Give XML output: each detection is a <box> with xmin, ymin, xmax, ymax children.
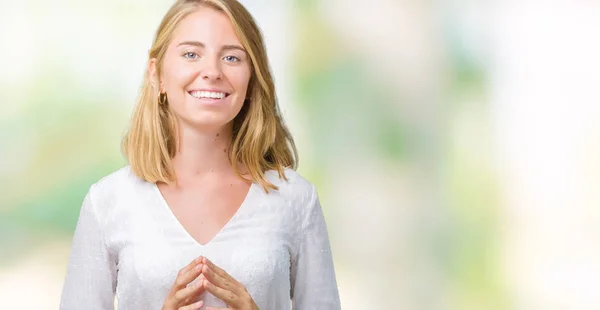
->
<box><xmin>265</xmin><ymin>168</ymin><xmax>316</xmax><ymax>199</ymax></box>
<box><xmin>86</xmin><ymin>165</ymin><xmax>146</xmax><ymax>210</ymax></box>
<box><xmin>89</xmin><ymin>165</ymin><xmax>140</xmax><ymax>192</ymax></box>
<box><xmin>261</xmin><ymin>167</ymin><xmax>317</xmax><ymax>207</ymax></box>
<box><xmin>261</xmin><ymin>169</ymin><xmax>325</xmax><ymax>251</ymax></box>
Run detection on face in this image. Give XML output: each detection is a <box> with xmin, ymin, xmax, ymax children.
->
<box><xmin>150</xmin><ymin>7</ymin><xmax>252</xmax><ymax>130</ymax></box>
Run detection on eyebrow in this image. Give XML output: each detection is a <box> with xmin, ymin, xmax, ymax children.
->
<box><xmin>177</xmin><ymin>41</ymin><xmax>246</xmax><ymax>54</ymax></box>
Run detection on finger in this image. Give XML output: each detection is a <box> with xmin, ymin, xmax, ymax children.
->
<box><xmin>202</xmin><ymin>264</ymin><xmax>243</xmax><ymax>295</ymax></box>
<box><xmin>174</xmin><ymin>263</ymin><xmax>204</xmax><ymax>290</ymax></box>
<box><xmin>203</xmin><ymin>279</ymin><xmax>240</xmax><ymax>307</ymax></box>
<box><xmin>181</xmin><ymin>256</ymin><xmax>203</xmax><ymax>275</ymax></box>
<box><xmin>173</xmin><ymin>256</ymin><xmax>203</xmax><ymax>289</ymax></box>
<box><xmin>202</xmin><ymin>258</ymin><xmax>233</xmax><ymax>281</ymax></box>
<box><xmin>173</xmin><ymin>278</ymin><xmax>206</xmax><ymax>305</ymax></box>
<box><xmin>178</xmin><ymin>299</ymin><xmax>204</xmax><ymax>310</ymax></box>
<box><xmin>182</xmin><ymin>274</ymin><xmax>207</xmax><ymax>304</ymax></box>
<box><xmin>205</xmin><ymin>307</ymin><xmax>227</xmax><ymax>310</ymax></box>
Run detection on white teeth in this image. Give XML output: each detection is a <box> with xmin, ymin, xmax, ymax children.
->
<box><xmin>190</xmin><ymin>91</ymin><xmax>226</xmax><ymax>99</ymax></box>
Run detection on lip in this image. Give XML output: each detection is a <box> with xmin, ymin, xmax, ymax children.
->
<box><xmin>187</xmin><ymin>90</ymin><xmax>230</xmax><ymax>105</ymax></box>
<box><xmin>188</xmin><ymin>88</ymin><xmax>231</xmax><ymax>95</ymax></box>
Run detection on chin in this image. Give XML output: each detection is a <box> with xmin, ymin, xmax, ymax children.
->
<box><xmin>184</xmin><ymin>114</ymin><xmax>236</xmax><ymax>130</ymax></box>
<box><xmin>173</xmin><ymin>103</ymin><xmax>242</xmax><ymax>131</ymax></box>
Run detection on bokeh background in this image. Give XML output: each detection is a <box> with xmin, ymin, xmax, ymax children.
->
<box><xmin>1</xmin><ymin>0</ymin><xmax>600</xmax><ymax>309</ymax></box>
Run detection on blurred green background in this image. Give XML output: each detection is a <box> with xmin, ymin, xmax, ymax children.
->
<box><xmin>2</xmin><ymin>1</ymin><xmax>600</xmax><ymax>309</ymax></box>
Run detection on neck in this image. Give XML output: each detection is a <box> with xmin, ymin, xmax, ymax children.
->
<box><xmin>171</xmin><ymin>124</ymin><xmax>236</xmax><ymax>182</ymax></box>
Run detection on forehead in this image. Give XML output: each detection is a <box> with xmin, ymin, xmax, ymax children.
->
<box><xmin>171</xmin><ymin>7</ymin><xmax>241</xmax><ymax>46</ymax></box>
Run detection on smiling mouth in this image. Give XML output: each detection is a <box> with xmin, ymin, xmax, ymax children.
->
<box><xmin>188</xmin><ymin>90</ymin><xmax>231</xmax><ymax>100</ymax></box>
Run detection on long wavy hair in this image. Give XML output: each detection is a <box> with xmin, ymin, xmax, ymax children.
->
<box><xmin>122</xmin><ymin>0</ymin><xmax>297</xmax><ymax>192</ymax></box>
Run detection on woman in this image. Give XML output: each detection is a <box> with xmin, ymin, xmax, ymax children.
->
<box><xmin>59</xmin><ymin>0</ymin><xmax>340</xmax><ymax>309</ymax></box>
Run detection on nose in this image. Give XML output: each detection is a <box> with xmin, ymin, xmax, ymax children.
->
<box><xmin>199</xmin><ymin>56</ymin><xmax>222</xmax><ymax>81</ymax></box>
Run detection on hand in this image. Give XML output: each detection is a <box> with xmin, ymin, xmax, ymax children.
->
<box><xmin>162</xmin><ymin>256</ymin><xmax>207</xmax><ymax>310</ymax></box>
<box><xmin>199</xmin><ymin>257</ymin><xmax>260</xmax><ymax>310</ymax></box>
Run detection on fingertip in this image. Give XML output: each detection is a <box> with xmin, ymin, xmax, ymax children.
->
<box><xmin>193</xmin><ymin>299</ymin><xmax>204</xmax><ymax>309</ymax></box>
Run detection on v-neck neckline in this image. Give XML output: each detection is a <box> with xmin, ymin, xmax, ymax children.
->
<box><xmin>151</xmin><ymin>181</ymin><xmax>256</xmax><ymax>247</ymax></box>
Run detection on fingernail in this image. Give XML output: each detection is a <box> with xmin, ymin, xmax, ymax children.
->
<box><xmin>195</xmin><ymin>264</ymin><xmax>202</xmax><ymax>271</ymax></box>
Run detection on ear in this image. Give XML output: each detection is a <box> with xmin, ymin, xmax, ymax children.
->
<box><xmin>148</xmin><ymin>58</ymin><xmax>162</xmax><ymax>91</ymax></box>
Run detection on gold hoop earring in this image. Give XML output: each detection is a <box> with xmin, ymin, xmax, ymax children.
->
<box><xmin>158</xmin><ymin>92</ymin><xmax>167</xmax><ymax>105</ymax></box>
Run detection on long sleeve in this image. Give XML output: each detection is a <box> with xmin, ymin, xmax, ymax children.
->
<box><xmin>290</xmin><ymin>186</ymin><xmax>341</xmax><ymax>309</ymax></box>
<box><xmin>60</xmin><ymin>185</ymin><xmax>117</xmax><ymax>310</ymax></box>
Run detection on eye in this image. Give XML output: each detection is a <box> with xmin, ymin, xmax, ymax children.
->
<box><xmin>182</xmin><ymin>51</ymin><xmax>199</xmax><ymax>59</ymax></box>
<box><xmin>223</xmin><ymin>55</ymin><xmax>240</xmax><ymax>63</ymax></box>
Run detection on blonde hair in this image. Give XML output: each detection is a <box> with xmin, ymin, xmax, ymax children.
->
<box><xmin>122</xmin><ymin>0</ymin><xmax>297</xmax><ymax>192</ymax></box>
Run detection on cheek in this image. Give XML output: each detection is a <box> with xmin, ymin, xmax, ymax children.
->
<box><xmin>228</xmin><ymin>68</ymin><xmax>252</xmax><ymax>95</ymax></box>
<box><xmin>162</xmin><ymin>60</ymin><xmax>196</xmax><ymax>90</ymax></box>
